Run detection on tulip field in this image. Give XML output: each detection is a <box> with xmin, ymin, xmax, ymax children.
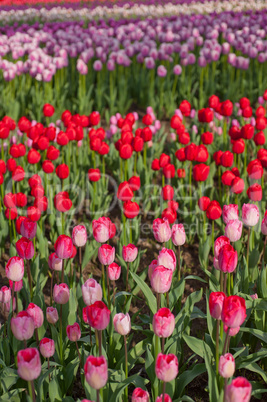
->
<box><xmin>1</xmin><ymin>1</ymin><xmax>267</xmax><ymax>402</ymax></box>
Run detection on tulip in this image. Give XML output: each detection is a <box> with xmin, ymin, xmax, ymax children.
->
<box><xmin>82</xmin><ymin>278</ymin><xmax>103</xmax><ymax>306</ymax></box>
<box><xmin>242</xmin><ymin>204</ymin><xmax>259</xmax><ymax>227</ymax></box>
<box><xmin>113</xmin><ymin>313</ymin><xmax>131</xmax><ymax>336</ymax></box>
<box><xmin>225</xmin><ymin>377</ymin><xmax>252</xmax><ymax>402</ymax></box>
<box><xmin>198</xmin><ymin>196</ymin><xmax>211</xmax><ymax>212</ymax></box>
<box><xmin>0</xmin><ymin>286</ymin><xmax>11</xmax><ymax>304</ymax></box>
<box><xmin>209</xmin><ymin>292</ymin><xmax>226</xmax><ymax>320</ymax></box>
<box><xmin>108</xmin><ymin>262</ymin><xmax>121</xmax><ymax>281</ymax></box>
<box><xmin>17</xmin><ymin>348</ymin><xmax>41</xmax><ymax>382</ymax></box>
<box><xmin>153</xmin><ymin>218</ymin><xmax>171</xmax><ymax>243</ymax></box>
<box><xmin>5</xmin><ymin>256</ymin><xmax>24</xmax><ymax>282</ymax></box>
<box><xmin>206</xmin><ymin>200</ymin><xmax>222</xmax><ymax>220</ymax></box>
<box><xmin>132</xmin><ymin>388</ymin><xmax>150</xmax><ymax>402</ymax></box>
<box><xmin>84</xmin><ymin>355</ymin><xmax>108</xmax><ymax>391</ymax></box>
<box><xmin>222</xmin><ymin>204</ymin><xmax>239</xmax><ymax>224</ymax></box>
<box><xmin>219</xmin><ymin>353</ymin><xmax>235</xmax><ymax>378</ymax></box>
<box><xmin>54</xmin><ymin>235</ymin><xmax>73</xmax><ymax>259</ymax></box>
<box><xmin>247</xmin><ymin>184</ymin><xmax>262</xmax><ymax>202</ymax></box>
<box><xmin>155</xmin><ymin>353</ymin><xmax>179</xmax><ymax>382</ymax></box>
<box><xmin>98</xmin><ymin>244</ymin><xmax>115</xmax><ymax>266</ymax></box>
<box><xmin>122</xmin><ymin>244</ymin><xmax>138</xmax><ymax>262</ymax></box>
<box><xmin>67</xmin><ymin>322</ymin><xmax>81</xmax><ymax>342</ymax></box>
<box><xmin>11</xmin><ymin>311</ymin><xmax>35</xmax><ymax>341</ymax></box>
<box><xmin>171</xmin><ymin>224</ymin><xmax>186</xmax><ymax>246</ymax></box>
<box><xmin>46</xmin><ymin>306</ymin><xmax>59</xmax><ymax>324</ymax></box>
<box><xmin>26</xmin><ymin>303</ymin><xmax>44</xmax><ymax>329</ymax></box>
<box><xmin>153</xmin><ymin>308</ymin><xmax>175</xmax><ymax>339</ymax></box>
<box><xmin>150</xmin><ymin>266</ymin><xmax>172</xmax><ymax>298</ymax></box>
<box><xmin>48</xmin><ymin>253</ymin><xmax>62</xmax><ymax>271</ymax></box>
<box><xmin>16</xmin><ymin>237</ymin><xmax>34</xmax><ymax>260</ymax></box>
<box><xmin>53</xmin><ymin>283</ymin><xmax>70</xmax><ymax>304</ymax></box>
<box><xmin>123</xmin><ymin>201</ymin><xmax>140</xmax><ymax>219</ymax></box>
<box><xmin>39</xmin><ymin>338</ymin><xmax>55</xmax><ymax>358</ymax></box>
<box><xmin>157</xmin><ymin>248</ymin><xmax>176</xmax><ymax>272</ymax></box>
<box><xmin>86</xmin><ymin>301</ymin><xmax>110</xmax><ymax>331</ymax></box>
<box><xmin>72</xmin><ymin>225</ymin><xmax>87</xmax><ymax>247</ymax></box>
<box><xmin>221</xmin><ymin>296</ymin><xmax>247</xmax><ymax>329</ymax></box>
<box><xmin>224</xmin><ymin>220</ymin><xmax>243</xmax><ymax>242</ymax></box>
<box><xmin>20</xmin><ymin>218</ymin><xmax>37</xmax><ymax>239</ymax></box>
<box><xmin>218</xmin><ymin>245</ymin><xmax>238</xmax><ymax>274</ymax></box>
<box><xmin>92</xmin><ymin>216</ymin><xmax>116</xmax><ymax>243</ymax></box>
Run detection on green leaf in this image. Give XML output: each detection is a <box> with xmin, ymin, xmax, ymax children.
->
<box><xmin>109</xmin><ymin>375</ymin><xmax>148</xmax><ymax>402</ymax></box>
<box><xmin>183</xmin><ymin>334</ymin><xmax>212</xmax><ymax>360</ymax></box>
<box><xmin>176</xmin><ymin>363</ymin><xmax>206</xmax><ymax>398</ymax></box>
<box><xmin>130</xmin><ymin>271</ymin><xmax>157</xmax><ymax>314</ymax></box>
<box><xmin>239</xmin><ymin>327</ymin><xmax>267</xmax><ymax>344</ymax></box>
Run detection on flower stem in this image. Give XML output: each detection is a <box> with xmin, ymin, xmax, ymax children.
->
<box><xmin>246</xmin><ymin>227</ymin><xmax>250</xmax><ymax>268</ymax></box>
<box><xmin>162</xmin><ymin>381</ymin><xmax>166</xmax><ymax>402</ymax></box>
<box><xmin>222</xmin><ymin>328</ymin><xmax>230</xmax><ymax>355</ymax></box>
<box><xmin>161</xmin><ymin>337</ymin><xmax>165</xmax><ymax>354</ymax></box>
<box><xmin>11</xmin><ymin>285</ymin><xmax>14</xmax><ymax>317</ymax></box>
<box><xmin>60</xmin><ymin>304</ymin><xmax>63</xmax><ymax>365</ymax></box>
<box><xmin>98</xmin><ymin>330</ymin><xmax>102</xmax><ymax>356</ymax></box>
<box><xmin>106</xmin><ymin>265</ymin><xmax>111</xmax><ymax>309</ymax></box>
<box><xmin>28</xmin><ymin>380</ymin><xmax>36</xmax><ymax>402</ymax></box>
<box><xmin>216</xmin><ymin>319</ymin><xmax>220</xmax><ymax>376</ymax></box>
<box><xmin>27</xmin><ymin>260</ymin><xmax>33</xmax><ymax>300</ymax></box>
<box><xmin>126</xmin><ymin>262</ymin><xmax>129</xmax><ymax>292</ymax></box>
<box><xmin>124</xmin><ymin>335</ymin><xmax>128</xmax><ymax>402</ymax></box>
<box><xmin>50</xmin><ymin>271</ymin><xmax>54</xmax><ymax>306</ymax></box>
<box><xmin>79</xmin><ymin>247</ymin><xmax>82</xmax><ymax>279</ymax></box>
<box><xmin>75</xmin><ymin>341</ymin><xmax>81</xmax><ymax>364</ymax></box>
<box><xmin>101</xmin><ymin>264</ymin><xmax>107</xmax><ymax>301</ymax></box>
<box><xmin>61</xmin><ymin>259</ymin><xmax>65</xmax><ymax>283</ymax></box>
<box><xmin>97</xmin><ymin>390</ymin><xmax>100</xmax><ymax>402</ymax></box>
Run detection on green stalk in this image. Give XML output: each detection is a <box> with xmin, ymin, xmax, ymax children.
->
<box><xmin>124</xmin><ymin>335</ymin><xmax>128</xmax><ymax>402</ymax></box>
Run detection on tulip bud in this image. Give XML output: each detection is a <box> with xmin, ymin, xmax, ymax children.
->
<box><xmin>155</xmin><ymin>353</ymin><xmax>179</xmax><ymax>382</ymax></box>
<box><xmin>20</xmin><ymin>217</ymin><xmax>37</xmax><ymax>239</ymax></box>
<box><xmin>156</xmin><ymin>395</ymin><xmax>172</xmax><ymax>402</ymax></box>
<box><xmin>218</xmin><ymin>245</ymin><xmax>238</xmax><ymax>273</ymax></box>
<box><xmin>72</xmin><ymin>225</ymin><xmax>87</xmax><ymax>247</ymax></box>
<box><xmin>150</xmin><ymin>266</ymin><xmax>173</xmax><ymax>294</ymax></box>
<box><xmin>17</xmin><ymin>348</ymin><xmax>41</xmax><ymax>381</ymax></box>
<box><xmin>214</xmin><ymin>236</ymin><xmax>230</xmax><ymax>259</ymax></box>
<box><xmin>0</xmin><ymin>286</ymin><xmax>11</xmax><ymax>304</ymax></box>
<box><xmin>132</xmin><ymin>388</ymin><xmax>150</xmax><ymax>402</ymax></box>
<box><xmin>46</xmin><ymin>306</ymin><xmax>59</xmax><ymax>324</ymax></box>
<box><xmin>16</xmin><ymin>237</ymin><xmax>34</xmax><ymax>260</ymax></box>
<box><xmin>209</xmin><ymin>292</ymin><xmax>226</xmax><ymax>320</ymax></box>
<box><xmin>122</xmin><ymin>244</ymin><xmax>138</xmax><ymax>263</ymax></box>
<box><xmin>66</xmin><ymin>322</ymin><xmax>81</xmax><ymax>342</ymax></box>
<box><xmin>48</xmin><ymin>252</ymin><xmax>62</xmax><ymax>271</ymax></box>
<box><xmin>157</xmin><ymin>248</ymin><xmax>176</xmax><ymax>272</ymax></box>
<box><xmin>54</xmin><ymin>235</ymin><xmax>73</xmax><ymax>259</ymax></box>
<box><xmin>39</xmin><ymin>338</ymin><xmax>55</xmax><ymax>358</ymax></box>
<box><xmin>108</xmin><ymin>263</ymin><xmax>121</xmax><ymax>281</ymax></box>
<box><xmin>224</xmin><ymin>220</ymin><xmax>243</xmax><ymax>242</ymax></box>
<box><xmin>261</xmin><ymin>215</ymin><xmax>267</xmax><ymax>235</ymax></box>
<box><xmin>86</xmin><ymin>301</ymin><xmax>111</xmax><ymax>330</ymax></box>
<box><xmin>242</xmin><ymin>203</ymin><xmax>259</xmax><ymax>227</ymax></box>
<box><xmin>153</xmin><ymin>308</ymin><xmax>175</xmax><ymax>338</ymax></box>
<box><xmin>219</xmin><ymin>353</ymin><xmax>235</xmax><ymax>378</ymax></box>
<box><xmin>26</xmin><ymin>303</ymin><xmax>44</xmax><ymax>329</ymax></box>
<box><xmin>98</xmin><ymin>244</ymin><xmax>115</xmax><ymax>265</ymax></box>
<box><xmin>222</xmin><ymin>204</ymin><xmax>239</xmax><ymax>224</ymax></box>
<box><xmin>5</xmin><ymin>256</ymin><xmax>24</xmax><ymax>282</ymax></box>
<box><xmin>153</xmin><ymin>218</ymin><xmax>171</xmax><ymax>243</ymax></box>
<box><xmin>82</xmin><ymin>278</ymin><xmax>103</xmax><ymax>306</ymax></box>
<box><xmin>11</xmin><ymin>311</ymin><xmax>35</xmax><ymax>340</ymax></box>
<box><xmin>171</xmin><ymin>224</ymin><xmax>186</xmax><ymax>246</ymax></box>
<box><xmin>221</xmin><ymin>295</ymin><xmax>247</xmax><ymax>328</ymax></box>
<box><xmin>53</xmin><ymin>283</ymin><xmax>70</xmax><ymax>304</ymax></box>
<box><xmin>113</xmin><ymin>313</ymin><xmax>131</xmax><ymax>336</ymax></box>
<box><xmin>84</xmin><ymin>355</ymin><xmax>108</xmax><ymax>390</ymax></box>
<box><xmin>92</xmin><ymin>217</ymin><xmax>115</xmax><ymax>243</ymax></box>
<box><xmin>225</xmin><ymin>377</ymin><xmax>252</xmax><ymax>402</ymax></box>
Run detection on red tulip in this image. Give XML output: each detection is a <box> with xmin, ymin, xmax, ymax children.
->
<box><xmin>86</xmin><ymin>301</ymin><xmax>111</xmax><ymax>330</ymax></box>
<box><xmin>221</xmin><ymin>295</ymin><xmax>246</xmax><ymax>328</ymax></box>
<box><xmin>247</xmin><ymin>184</ymin><xmax>262</xmax><ymax>201</ymax></box>
<box><xmin>123</xmin><ymin>201</ymin><xmax>140</xmax><ymax>219</ymax></box>
<box><xmin>209</xmin><ymin>292</ymin><xmax>226</xmax><ymax>320</ymax></box>
<box><xmin>193</xmin><ymin>163</ymin><xmax>210</xmax><ymax>181</ymax></box>
<box><xmin>198</xmin><ymin>196</ymin><xmax>211</xmax><ymax>211</ymax></box>
<box><xmin>206</xmin><ymin>200</ymin><xmax>222</xmax><ymax>220</ymax></box>
<box><xmin>88</xmin><ymin>168</ymin><xmax>101</xmax><ymax>182</ymax></box>
<box><xmin>43</xmin><ymin>103</ymin><xmax>55</xmax><ymax>117</ymax></box>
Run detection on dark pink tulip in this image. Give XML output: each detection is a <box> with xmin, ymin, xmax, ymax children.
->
<box><xmin>225</xmin><ymin>377</ymin><xmax>252</xmax><ymax>402</ymax></box>
<box><xmin>67</xmin><ymin>322</ymin><xmax>81</xmax><ymax>342</ymax></box>
<box><xmin>54</xmin><ymin>235</ymin><xmax>73</xmax><ymax>259</ymax></box>
<box><xmin>84</xmin><ymin>355</ymin><xmax>108</xmax><ymax>390</ymax></box>
<box><xmin>214</xmin><ymin>236</ymin><xmax>230</xmax><ymax>259</ymax></box>
<box><xmin>53</xmin><ymin>283</ymin><xmax>70</xmax><ymax>304</ymax></box>
<box><xmin>108</xmin><ymin>262</ymin><xmax>121</xmax><ymax>281</ymax></box>
<box><xmin>155</xmin><ymin>353</ymin><xmax>179</xmax><ymax>382</ymax></box>
<box><xmin>150</xmin><ymin>265</ymin><xmax>172</xmax><ymax>294</ymax></box>
<box><xmin>0</xmin><ymin>286</ymin><xmax>11</xmax><ymax>304</ymax></box>
<box><xmin>153</xmin><ymin>308</ymin><xmax>175</xmax><ymax>338</ymax></box>
<box><xmin>132</xmin><ymin>388</ymin><xmax>150</xmax><ymax>402</ymax></box>
<box><xmin>16</xmin><ymin>237</ymin><xmax>34</xmax><ymax>260</ymax></box>
<box><xmin>122</xmin><ymin>244</ymin><xmax>138</xmax><ymax>262</ymax></box>
<box><xmin>11</xmin><ymin>311</ymin><xmax>34</xmax><ymax>341</ymax></box>
<box><xmin>26</xmin><ymin>303</ymin><xmax>44</xmax><ymax>329</ymax></box>
<box><xmin>48</xmin><ymin>252</ymin><xmax>62</xmax><ymax>271</ymax></box>
<box><xmin>39</xmin><ymin>338</ymin><xmax>55</xmax><ymax>358</ymax></box>
<box><xmin>98</xmin><ymin>244</ymin><xmax>115</xmax><ymax>265</ymax></box>
<box><xmin>209</xmin><ymin>292</ymin><xmax>226</xmax><ymax>320</ymax></box>
<box><xmin>17</xmin><ymin>348</ymin><xmax>41</xmax><ymax>381</ymax></box>
<box><xmin>222</xmin><ymin>296</ymin><xmax>247</xmax><ymax>328</ymax></box>
<box><xmin>46</xmin><ymin>307</ymin><xmax>59</xmax><ymax>324</ymax></box>
<box><xmin>218</xmin><ymin>245</ymin><xmax>238</xmax><ymax>273</ymax></box>
<box><xmin>86</xmin><ymin>301</ymin><xmax>110</xmax><ymax>330</ymax></box>
<box><xmin>20</xmin><ymin>218</ymin><xmax>37</xmax><ymax>239</ymax></box>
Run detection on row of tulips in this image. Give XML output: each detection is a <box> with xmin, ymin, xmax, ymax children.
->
<box><xmin>0</xmin><ymin>89</ymin><xmax>266</xmax><ymax>401</ymax></box>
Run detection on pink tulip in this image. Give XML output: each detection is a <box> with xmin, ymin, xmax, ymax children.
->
<box><xmin>54</xmin><ymin>235</ymin><xmax>73</xmax><ymax>259</ymax></box>
<box><xmin>224</xmin><ymin>220</ymin><xmax>243</xmax><ymax>242</ymax></box>
<box><xmin>48</xmin><ymin>252</ymin><xmax>62</xmax><ymax>271</ymax></box>
<box><xmin>98</xmin><ymin>244</ymin><xmax>115</xmax><ymax>265</ymax></box>
<box><xmin>108</xmin><ymin>262</ymin><xmax>121</xmax><ymax>281</ymax></box>
<box><xmin>53</xmin><ymin>283</ymin><xmax>70</xmax><ymax>304</ymax></box>
<box><xmin>171</xmin><ymin>224</ymin><xmax>186</xmax><ymax>246</ymax></box>
<box><xmin>150</xmin><ymin>266</ymin><xmax>173</xmax><ymax>294</ymax></box>
<box><xmin>157</xmin><ymin>248</ymin><xmax>176</xmax><ymax>272</ymax></box>
<box><xmin>5</xmin><ymin>256</ymin><xmax>24</xmax><ymax>282</ymax></box>
<box><xmin>222</xmin><ymin>204</ymin><xmax>239</xmax><ymax>224</ymax></box>
<box><xmin>86</xmin><ymin>301</ymin><xmax>111</xmax><ymax>330</ymax></box>
<box><xmin>17</xmin><ymin>348</ymin><xmax>41</xmax><ymax>381</ymax></box>
<box><xmin>153</xmin><ymin>218</ymin><xmax>172</xmax><ymax>243</ymax></box>
<box><xmin>26</xmin><ymin>303</ymin><xmax>44</xmax><ymax>329</ymax></box>
<box><xmin>225</xmin><ymin>377</ymin><xmax>252</xmax><ymax>402</ymax></box>
<box><xmin>156</xmin><ymin>395</ymin><xmax>172</xmax><ymax>402</ymax></box>
<box><xmin>39</xmin><ymin>338</ymin><xmax>55</xmax><ymax>358</ymax></box>
<box><xmin>219</xmin><ymin>353</ymin><xmax>235</xmax><ymax>378</ymax></box>
<box><xmin>82</xmin><ymin>278</ymin><xmax>103</xmax><ymax>306</ymax></box>
<box><xmin>250</xmin><ymin>293</ymin><xmax>258</xmax><ymax>300</ymax></box>
<box><xmin>0</xmin><ymin>286</ymin><xmax>11</xmax><ymax>304</ymax></box>
<box><xmin>218</xmin><ymin>245</ymin><xmax>238</xmax><ymax>273</ymax></box>
<box><xmin>214</xmin><ymin>236</ymin><xmax>230</xmax><ymax>259</ymax></box>
<box><xmin>153</xmin><ymin>308</ymin><xmax>175</xmax><ymax>338</ymax></box>
<box><xmin>132</xmin><ymin>388</ymin><xmax>150</xmax><ymax>402</ymax></box>
<box><xmin>84</xmin><ymin>355</ymin><xmax>108</xmax><ymax>390</ymax></box>
<box><xmin>46</xmin><ymin>307</ymin><xmax>59</xmax><ymax>324</ymax></box>
<box><xmin>242</xmin><ymin>203</ymin><xmax>259</xmax><ymax>227</ymax></box>
<box><xmin>223</xmin><ymin>325</ymin><xmax>240</xmax><ymax>337</ymax></box>
<box><xmin>20</xmin><ymin>218</ymin><xmax>37</xmax><ymax>239</ymax></box>
<box><xmin>155</xmin><ymin>353</ymin><xmax>179</xmax><ymax>382</ymax></box>
<box><xmin>122</xmin><ymin>244</ymin><xmax>138</xmax><ymax>262</ymax></box>
<box><xmin>209</xmin><ymin>292</ymin><xmax>226</xmax><ymax>320</ymax></box>
<box><xmin>261</xmin><ymin>215</ymin><xmax>267</xmax><ymax>235</ymax></box>
<box><xmin>67</xmin><ymin>322</ymin><xmax>81</xmax><ymax>342</ymax></box>
<box><xmin>222</xmin><ymin>296</ymin><xmax>247</xmax><ymax>328</ymax></box>
<box><xmin>72</xmin><ymin>225</ymin><xmax>87</xmax><ymax>247</ymax></box>
<box><xmin>113</xmin><ymin>313</ymin><xmax>131</xmax><ymax>336</ymax></box>
<box><xmin>16</xmin><ymin>237</ymin><xmax>34</xmax><ymax>260</ymax></box>
<box><xmin>11</xmin><ymin>311</ymin><xmax>35</xmax><ymax>340</ymax></box>
<box><xmin>92</xmin><ymin>217</ymin><xmax>116</xmax><ymax>243</ymax></box>
<box><xmin>9</xmin><ymin>279</ymin><xmax>23</xmax><ymax>292</ymax></box>
<box><xmin>213</xmin><ymin>257</ymin><xmax>219</xmax><ymax>270</ymax></box>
